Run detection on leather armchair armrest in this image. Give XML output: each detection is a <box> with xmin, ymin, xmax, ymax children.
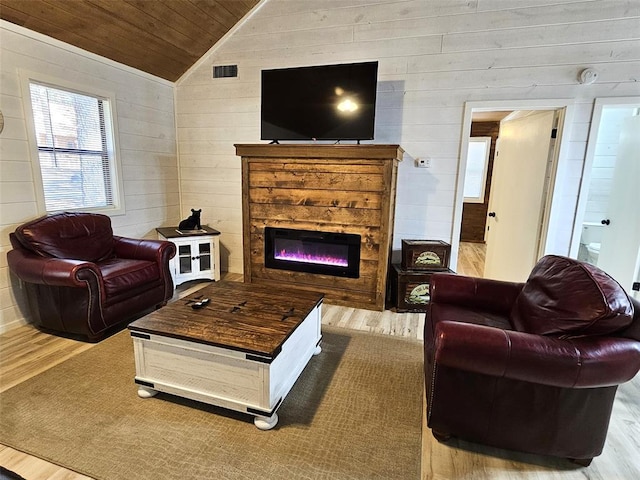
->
<box><xmin>113</xmin><ymin>236</ymin><xmax>176</xmax><ymax>301</ymax></box>
<box><xmin>430</xmin><ymin>273</ymin><xmax>524</xmax><ymax>316</ymax></box>
<box><xmin>113</xmin><ymin>236</ymin><xmax>176</xmax><ymax>263</ymax></box>
<box><xmin>434</xmin><ymin>321</ymin><xmax>640</xmax><ymax>388</ymax></box>
<box><xmin>7</xmin><ymin>248</ymin><xmax>101</xmax><ymax>288</ymax></box>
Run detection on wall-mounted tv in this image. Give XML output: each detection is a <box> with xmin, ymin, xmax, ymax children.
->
<box><xmin>261</xmin><ymin>61</ymin><xmax>378</xmax><ymax>142</ymax></box>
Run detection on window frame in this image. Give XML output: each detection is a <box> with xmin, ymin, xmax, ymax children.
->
<box><xmin>20</xmin><ymin>70</ymin><xmax>126</xmax><ymax>216</ymax></box>
<box><xmin>463</xmin><ymin>136</ymin><xmax>491</xmax><ymax>204</ymax></box>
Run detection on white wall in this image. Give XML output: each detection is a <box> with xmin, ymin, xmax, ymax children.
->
<box><xmin>0</xmin><ymin>22</ymin><xmax>181</xmax><ymax>332</ymax></box>
<box><xmin>176</xmin><ymin>0</ymin><xmax>640</xmax><ymax>274</ymax></box>
<box><xmin>1</xmin><ymin>1</ymin><xmax>638</xmax><ymax>330</ymax></box>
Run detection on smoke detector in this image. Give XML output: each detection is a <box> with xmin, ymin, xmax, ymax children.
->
<box><xmin>578</xmin><ymin>68</ymin><xmax>598</xmax><ymax>85</ymax></box>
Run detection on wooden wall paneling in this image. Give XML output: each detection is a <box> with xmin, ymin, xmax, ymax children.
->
<box><xmin>248</xmin><ymin>171</ymin><xmax>384</xmax><ymax>191</ymax></box>
<box><xmin>376</xmin><ymin>155</ymin><xmax>397</xmax><ymax>309</ymax></box>
<box><xmin>408</xmin><ymin>40</ymin><xmax>640</xmax><ymax>75</ymax></box>
<box><xmin>249</xmin><ymin>188</ymin><xmax>383</xmax><ymax>210</ymax></box>
<box><xmin>127</xmin><ymin>0</ymin><xmax>224</xmax><ymax>53</ymax></box>
<box><xmin>249</xmin><ymin>261</ymin><xmax>380</xmax><ymax>291</ymax></box>
<box><xmin>49</xmin><ymin>0</ymin><xmax>187</xmax><ymax>80</ymax></box>
<box><xmin>176</xmin><ymin>0</ymin><xmax>640</xmax><ymax>283</ymax></box>
<box><xmin>0</xmin><ymin>0</ymin><xmax>260</xmax><ymax>81</ymax></box>
<box><xmin>442</xmin><ymin>17</ymin><xmax>640</xmax><ymax>53</ymax></box>
<box><xmin>237</xmin><ymin>144</ymin><xmax>402</xmax><ymax>310</ymax></box>
<box><xmin>401</xmin><ymin>63</ymin><xmax>640</xmax><ymax>91</ymax></box>
<box><xmin>356</xmin><ymin>0</ymin><xmax>636</xmax><ymax>41</ymax></box>
<box><xmin>0</xmin><ymin>23</ymin><xmax>179</xmax><ymax>333</ymax></box>
<box><xmin>241</xmin><ymin>152</ymin><xmax>253</xmax><ymax>283</ymax></box>
<box><xmin>249</xmin><ymin>204</ymin><xmax>382</xmax><ymax>227</ymax></box>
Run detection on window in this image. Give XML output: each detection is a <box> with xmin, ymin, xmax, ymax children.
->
<box><xmin>24</xmin><ymin>77</ymin><xmax>124</xmax><ymax>214</ymax></box>
<box><xmin>463</xmin><ymin>137</ymin><xmax>491</xmax><ymax>203</ymax></box>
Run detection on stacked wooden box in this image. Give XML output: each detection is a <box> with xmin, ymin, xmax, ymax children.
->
<box><xmin>388</xmin><ymin>240</ymin><xmax>453</xmax><ymax>312</ymax></box>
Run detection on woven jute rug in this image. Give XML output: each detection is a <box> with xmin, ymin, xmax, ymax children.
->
<box><xmin>0</xmin><ymin>326</ymin><xmax>423</xmax><ymax>479</ymax></box>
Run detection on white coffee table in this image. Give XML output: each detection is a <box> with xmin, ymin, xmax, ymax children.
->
<box><xmin>128</xmin><ymin>281</ymin><xmax>324</xmax><ymax>430</ymax></box>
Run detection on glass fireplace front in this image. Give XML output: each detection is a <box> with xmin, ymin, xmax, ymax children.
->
<box><xmin>264</xmin><ymin>227</ymin><xmax>361</xmax><ymax>278</ymax></box>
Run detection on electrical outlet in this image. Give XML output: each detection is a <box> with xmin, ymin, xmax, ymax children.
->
<box><xmin>416</xmin><ymin>157</ymin><xmax>431</xmax><ymax>168</ymax></box>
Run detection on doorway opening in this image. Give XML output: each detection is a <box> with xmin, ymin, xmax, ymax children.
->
<box><xmin>452</xmin><ymin>100</ymin><xmax>576</xmax><ymax>282</ymax></box>
<box><xmin>571</xmin><ymin>97</ymin><xmax>640</xmax><ymax>296</ymax></box>
<box><xmin>457</xmin><ymin>111</ymin><xmax>507</xmax><ymax>277</ymax></box>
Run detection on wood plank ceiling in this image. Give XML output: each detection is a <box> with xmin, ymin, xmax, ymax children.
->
<box><xmin>0</xmin><ymin>0</ymin><xmax>260</xmax><ymax>81</ymax></box>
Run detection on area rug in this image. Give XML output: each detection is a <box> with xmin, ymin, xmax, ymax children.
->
<box><xmin>0</xmin><ymin>326</ymin><xmax>423</xmax><ymax>479</ymax></box>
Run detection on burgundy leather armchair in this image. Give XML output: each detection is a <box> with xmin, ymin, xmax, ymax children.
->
<box><xmin>424</xmin><ymin>255</ymin><xmax>640</xmax><ymax>465</ymax></box>
<box><xmin>7</xmin><ymin>212</ymin><xmax>176</xmax><ymax>341</ymax></box>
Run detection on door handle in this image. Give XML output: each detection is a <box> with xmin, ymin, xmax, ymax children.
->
<box><xmin>601</xmin><ymin>219</ymin><xmax>610</xmax><ymax>226</ymax></box>
<box><xmin>488</xmin><ymin>212</ymin><xmax>496</xmax><ymax>217</ymax></box>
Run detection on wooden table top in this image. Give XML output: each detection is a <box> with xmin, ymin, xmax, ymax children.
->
<box><xmin>156</xmin><ymin>226</ymin><xmax>220</xmax><ymax>238</ymax></box>
<box><xmin>128</xmin><ymin>281</ymin><xmax>324</xmax><ymax>358</ymax></box>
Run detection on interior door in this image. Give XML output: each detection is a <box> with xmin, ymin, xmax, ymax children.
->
<box><xmin>571</xmin><ymin>98</ymin><xmax>640</xmax><ymax>297</ymax></box>
<box><xmin>483</xmin><ymin>110</ymin><xmax>556</xmax><ymax>282</ymax></box>
<box><xmin>594</xmin><ymin>114</ymin><xmax>640</xmax><ymax>293</ymax></box>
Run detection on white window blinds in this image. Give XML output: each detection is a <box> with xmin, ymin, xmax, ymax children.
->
<box><xmin>29</xmin><ymin>82</ymin><xmax>115</xmax><ymax>212</ymax></box>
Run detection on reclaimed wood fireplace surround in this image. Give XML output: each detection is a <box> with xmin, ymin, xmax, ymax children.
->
<box><xmin>236</xmin><ymin>144</ymin><xmax>402</xmax><ymax>310</ymax></box>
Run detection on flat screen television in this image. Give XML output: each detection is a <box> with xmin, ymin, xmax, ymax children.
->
<box><xmin>260</xmin><ymin>61</ymin><xmax>378</xmax><ymax>142</ymax></box>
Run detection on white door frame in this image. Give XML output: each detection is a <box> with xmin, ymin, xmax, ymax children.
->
<box><xmin>569</xmin><ymin>96</ymin><xmax>640</xmax><ymax>257</ymax></box>
<box><xmin>451</xmin><ymin>99</ymin><xmax>576</xmax><ymax>272</ymax></box>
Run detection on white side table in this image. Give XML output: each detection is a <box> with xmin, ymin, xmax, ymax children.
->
<box><xmin>157</xmin><ymin>226</ymin><xmax>221</xmax><ymax>286</ymax></box>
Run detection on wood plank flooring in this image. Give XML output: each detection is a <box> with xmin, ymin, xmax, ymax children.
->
<box><xmin>457</xmin><ymin>241</ymin><xmax>486</xmax><ymax>278</ymax></box>
<box><xmin>2</xmin><ymin>270</ymin><xmax>639</xmax><ymax>479</ymax></box>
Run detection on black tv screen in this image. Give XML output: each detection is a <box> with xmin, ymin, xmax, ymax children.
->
<box><xmin>261</xmin><ymin>61</ymin><xmax>378</xmax><ymax>142</ymax></box>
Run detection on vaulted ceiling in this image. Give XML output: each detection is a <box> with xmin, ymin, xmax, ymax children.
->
<box><xmin>0</xmin><ymin>0</ymin><xmax>260</xmax><ymax>81</ymax></box>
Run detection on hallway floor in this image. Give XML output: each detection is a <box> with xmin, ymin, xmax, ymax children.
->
<box><xmin>457</xmin><ymin>241</ymin><xmax>486</xmax><ymax>278</ymax></box>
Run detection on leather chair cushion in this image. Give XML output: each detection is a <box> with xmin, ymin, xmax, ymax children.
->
<box><xmin>511</xmin><ymin>255</ymin><xmax>633</xmax><ymax>338</ymax></box>
<box><xmin>429</xmin><ymin>303</ymin><xmax>514</xmax><ymax>331</ymax></box>
<box><xmin>15</xmin><ymin>212</ymin><xmax>114</xmax><ymax>262</ymax></box>
<box><xmin>98</xmin><ymin>258</ymin><xmax>161</xmax><ymax>298</ymax></box>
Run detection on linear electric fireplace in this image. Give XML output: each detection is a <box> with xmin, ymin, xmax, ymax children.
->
<box><xmin>264</xmin><ymin>227</ymin><xmax>361</xmax><ymax>278</ymax></box>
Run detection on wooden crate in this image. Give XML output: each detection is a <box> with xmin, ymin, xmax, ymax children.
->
<box><xmin>388</xmin><ymin>264</ymin><xmax>453</xmax><ymax>312</ymax></box>
<box><xmin>401</xmin><ymin>240</ymin><xmax>451</xmax><ymax>270</ymax></box>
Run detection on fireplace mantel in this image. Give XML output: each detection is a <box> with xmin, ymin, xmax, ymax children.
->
<box><xmin>235</xmin><ymin>144</ymin><xmax>403</xmax><ymax>310</ymax></box>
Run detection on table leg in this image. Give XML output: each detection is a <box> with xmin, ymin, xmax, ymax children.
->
<box><xmin>254</xmin><ymin>412</ymin><xmax>278</xmax><ymax>430</ymax></box>
<box><xmin>137</xmin><ymin>386</ymin><xmax>159</xmax><ymax>398</ymax></box>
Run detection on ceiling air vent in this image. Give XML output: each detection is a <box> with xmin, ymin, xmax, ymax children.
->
<box><xmin>213</xmin><ymin>65</ymin><xmax>238</xmax><ymax>78</ymax></box>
